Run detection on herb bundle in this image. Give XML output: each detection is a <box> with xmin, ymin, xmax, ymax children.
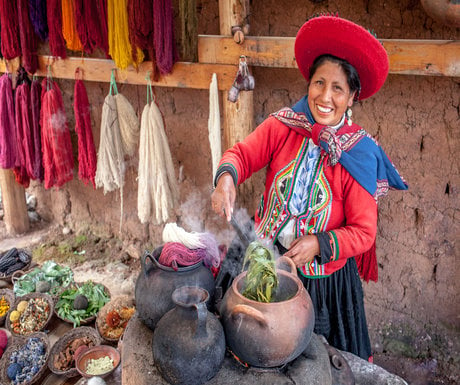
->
<box><xmin>241</xmin><ymin>241</ymin><xmax>279</xmax><ymax>303</ymax></box>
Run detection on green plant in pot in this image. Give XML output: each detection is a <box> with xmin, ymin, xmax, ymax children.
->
<box><xmin>241</xmin><ymin>241</ymin><xmax>279</xmax><ymax>303</ymax></box>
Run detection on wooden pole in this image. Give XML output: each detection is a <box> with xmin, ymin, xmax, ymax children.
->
<box><xmin>0</xmin><ymin>58</ymin><xmax>29</xmax><ymax>235</ymax></box>
<box><xmin>219</xmin><ymin>0</ymin><xmax>257</xmax><ymax>214</ymax></box>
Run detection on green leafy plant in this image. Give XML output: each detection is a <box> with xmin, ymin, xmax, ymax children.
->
<box><xmin>241</xmin><ymin>241</ymin><xmax>278</xmax><ymax>303</ymax></box>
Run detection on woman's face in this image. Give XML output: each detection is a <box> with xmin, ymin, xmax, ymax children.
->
<box><xmin>307</xmin><ymin>61</ymin><xmax>356</xmax><ymax>126</ymax></box>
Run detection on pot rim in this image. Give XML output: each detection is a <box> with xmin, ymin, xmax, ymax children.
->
<box><xmin>231</xmin><ymin>269</ymin><xmax>304</xmax><ymax>305</ymax></box>
<box><xmin>150</xmin><ymin>253</ymin><xmax>205</xmax><ymax>272</ymax></box>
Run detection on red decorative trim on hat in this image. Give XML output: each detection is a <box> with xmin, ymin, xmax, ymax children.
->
<box><xmin>294</xmin><ymin>15</ymin><xmax>389</xmax><ymax>100</ymax></box>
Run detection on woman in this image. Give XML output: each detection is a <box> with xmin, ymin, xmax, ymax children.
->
<box><xmin>211</xmin><ymin>15</ymin><xmax>407</xmax><ymax>360</ymax></box>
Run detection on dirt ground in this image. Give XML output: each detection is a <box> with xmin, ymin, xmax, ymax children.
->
<box><xmin>0</xmin><ymin>219</ymin><xmax>456</xmax><ymax>385</ymax></box>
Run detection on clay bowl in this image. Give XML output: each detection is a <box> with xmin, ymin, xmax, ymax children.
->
<box><xmin>75</xmin><ymin>345</ymin><xmax>121</xmax><ymax>379</ymax></box>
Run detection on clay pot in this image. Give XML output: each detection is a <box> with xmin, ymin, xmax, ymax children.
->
<box><xmin>135</xmin><ymin>247</ymin><xmax>215</xmax><ymax>330</ymax></box>
<box><xmin>219</xmin><ymin>256</ymin><xmax>315</xmax><ymax>368</ymax></box>
<box><xmin>152</xmin><ymin>286</ymin><xmax>225</xmax><ymax>385</ymax></box>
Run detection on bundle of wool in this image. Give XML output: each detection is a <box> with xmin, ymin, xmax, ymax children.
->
<box><xmin>74</xmin><ymin>0</ymin><xmax>109</xmax><ymax>56</ymax></box>
<box><xmin>28</xmin><ymin>0</ymin><xmax>49</xmax><ymax>41</ymax></box>
<box><xmin>153</xmin><ymin>0</ymin><xmax>178</xmax><ymax>74</ymax></box>
<box><xmin>127</xmin><ymin>0</ymin><xmax>153</xmax><ymax>65</ymax></box>
<box><xmin>14</xmin><ymin>71</ymin><xmax>35</xmax><ymax>185</ymax></box>
<box><xmin>95</xmin><ymin>93</ymin><xmax>125</xmax><ymax>193</ymax></box>
<box><xmin>208</xmin><ymin>73</ymin><xmax>221</xmax><ymax>178</ymax></box>
<box><xmin>115</xmin><ymin>93</ymin><xmax>139</xmax><ymax>157</ymax></box>
<box><xmin>18</xmin><ymin>0</ymin><xmax>38</xmax><ymax>74</ymax></box>
<box><xmin>137</xmin><ymin>101</ymin><xmax>178</xmax><ymax>224</ymax></box>
<box><xmin>40</xmin><ymin>78</ymin><xmax>74</xmax><ymax>188</ymax></box>
<box><xmin>74</xmin><ymin>76</ymin><xmax>97</xmax><ymax>187</ymax></box>
<box><xmin>158</xmin><ymin>242</ymin><xmax>208</xmax><ymax>270</ymax></box>
<box><xmin>47</xmin><ymin>0</ymin><xmax>67</xmax><ymax>58</ymax></box>
<box><xmin>107</xmin><ymin>0</ymin><xmax>144</xmax><ymax>69</ymax></box>
<box><xmin>0</xmin><ymin>0</ymin><xmax>21</xmax><ymax>60</ymax></box>
<box><xmin>61</xmin><ymin>0</ymin><xmax>83</xmax><ymax>51</ymax></box>
<box><xmin>0</xmin><ymin>74</ymin><xmax>19</xmax><ymax>169</ymax></box>
<box><xmin>30</xmin><ymin>78</ymin><xmax>44</xmax><ymax>181</ymax></box>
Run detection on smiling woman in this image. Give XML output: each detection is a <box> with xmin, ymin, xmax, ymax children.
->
<box><xmin>211</xmin><ymin>14</ymin><xmax>408</xmax><ymax>362</ymax></box>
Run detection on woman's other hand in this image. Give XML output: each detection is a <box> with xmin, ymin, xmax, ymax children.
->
<box><xmin>283</xmin><ymin>235</ymin><xmax>320</xmax><ymax>268</ymax></box>
<box><xmin>211</xmin><ymin>173</ymin><xmax>236</xmax><ymax>221</ymax></box>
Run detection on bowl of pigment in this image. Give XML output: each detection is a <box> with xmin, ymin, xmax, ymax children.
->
<box><xmin>75</xmin><ymin>345</ymin><xmax>120</xmax><ymax>379</ymax></box>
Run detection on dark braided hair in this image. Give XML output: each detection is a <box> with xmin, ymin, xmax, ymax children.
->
<box><xmin>308</xmin><ymin>54</ymin><xmax>361</xmax><ymax>101</ymax></box>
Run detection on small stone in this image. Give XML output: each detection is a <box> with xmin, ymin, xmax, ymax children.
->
<box><xmin>62</xmin><ymin>227</ymin><xmax>71</xmax><ymax>235</ymax></box>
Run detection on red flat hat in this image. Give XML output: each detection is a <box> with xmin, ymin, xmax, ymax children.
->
<box><xmin>294</xmin><ymin>15</ymin><xmax>389</xmax><ymax>100</ymax></box>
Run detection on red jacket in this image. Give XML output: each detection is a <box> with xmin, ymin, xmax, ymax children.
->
<box><xmin>216</xmin><ymin>115</ymin><xmax>377</xmax><ymax>277</ymax></box>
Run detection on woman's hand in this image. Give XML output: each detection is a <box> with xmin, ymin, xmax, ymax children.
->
<box><xmin>283</xmin><ymin>235</ymin><xmax>320</xmax><ymax>268</ymax></box>
<box><xmin>211</xmin><ymin>173</ymin><xmax>236</xmax><ymax>222</ymax></box>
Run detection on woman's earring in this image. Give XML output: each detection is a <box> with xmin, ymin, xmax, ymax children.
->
<box><xmin>346</xmin><ymin>108</ymin><xmax>353</xmax><ymax>126</ymax></box>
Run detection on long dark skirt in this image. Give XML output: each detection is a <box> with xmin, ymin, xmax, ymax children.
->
<box><xmin>298</xmin><ymin>257</ymin><xmax>372</xmax><ymax>360</ymax></box>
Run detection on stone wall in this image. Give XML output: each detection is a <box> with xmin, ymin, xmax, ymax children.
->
<box><xmin>29</xmin><ymin>0</ymin><xmax>459</xmax><ymax>374</ymax></box>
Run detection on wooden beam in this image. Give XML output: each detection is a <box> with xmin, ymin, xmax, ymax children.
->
<box><xmin>198</xmin><ymin>35</ymin><xmax>460</xmax><ymax>77</ymax></box>
<box><xmin>0</xmin><ymin>56</ymin><xmax>236</xmax><ymax>90</ymax></box>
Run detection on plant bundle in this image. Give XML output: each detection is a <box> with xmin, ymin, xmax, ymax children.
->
<box><xmin>241</xmin><ymin>241</ymin><xmax>278</xmax><ymax>303</ymax></box>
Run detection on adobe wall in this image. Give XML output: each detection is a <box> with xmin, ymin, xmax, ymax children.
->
<box><xmin>29</xmin><ymin>0</ymin><xmax>459</xmax><ymax>371</ymax></box>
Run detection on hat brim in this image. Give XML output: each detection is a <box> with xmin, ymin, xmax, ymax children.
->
<box><xmin>294</xmin><ymin>16</ymin><xmax>389</xmax><ymax>100</ymax></box>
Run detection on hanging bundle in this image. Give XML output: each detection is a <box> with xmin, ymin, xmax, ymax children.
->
<box><xmin>28</xmin><ymin>0</ymin><xmax>49</xmax><ymax>41</ymax></box>
<box><xmin>40</xmin><ymin>70</ymin><xmax>74</xmax><ymax>188</ymax></box>
<box><xmin>153</xmin><ymin>0</ymin><xmax>178</xmax><ymax>74</ymax></box>
<box><xmin>179</xmin><ymin>0</ymin><xmax>197</xmax><ymax>62</ymax></box>
<box><xmin>14</xmin><ymin>68</ymin><xmax>34</xmax><ymax>187</ymax></box>
<box><xmin>47</xmin><ymin>0</ymin><xmax>67</xmax><ymax>58</ymax></box>
<box><xmin>0</xmin><ymin>74</ymin><xmax>19</xmax><ymax>169</ymax></box>
<box><xmin>127</xmin><ymin>0</ymin><xmax>156</xmax><ymax>75</ymax></box>
<box><xmin>73</xmin><ymin>0</ymin><xmax>109</xmax><ymax>56</ymax></box>
<box><xmin>30</xmin><ymin>77</ymin><xmax>44</xmax><ymax>181</ymax></box>
<box><xmin>208</xmin><ymin>73</ymin><xmax>221</xmax><ymax>178</ymax></box>
<box><xmin>18</xmin><ymin>0</ymin><xmax>38</xmax><ymax>74</ymax></box>
<box><xmin>228</xmin><ymin>55</ymin><xmax>255</xmax><ymax>103</ymax></box>
<box><xmin>74</xmin><ymin>68</ymin><xmax>97</xmax><ymax>188</ymax></box>
<box><xmin>137</xmin><ymin>80</ymin><xmax>178</xmax><ymax>224</ymax></box>
<box><xmin>107</xmin><ymin>0</ymin><xmax>144</xmax><ymax>70</ymax></box>
<box><xmin>61</xmin><ymin>0</ymin><xmax>83</xmax><ymax>52</ymax></box>
<box><xmin>116</xmin><ymin>93</ymin><xmax>139</xmax><ymax>157</ymax></box>
<box><xmin>0</xmin><ymin>0</ymin><xmax>21</xmax><ymax>60</ymax></box>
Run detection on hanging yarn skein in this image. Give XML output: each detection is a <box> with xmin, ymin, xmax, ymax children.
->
<box><xmin>153</xmin><ymin>0</ymin><xmax>178</xmax><ymax>74</ymax></box>
<box><xmin>115</xmin><ymin>93</ymin><xmax>139</xmax><ymax>157</ymax></box>
<box><xmin>0</xmin><ymin>74</ymin><xmax>19</xmax><ymax>169</ymax></box>
<box><xmin>30</xmin><ymin>77</ymin><xmax>44</xmax><ymax>181</ymax></box>
<box><xmin>137</xmin><ymin>81</ymin><xmax>178</xmax><ymax>225</ymax></box>
<box><xmin>107</xmin><ymin>0</ymin><xmax>144</xmax><ymax>70</ymax></box>
<box><xmin>62</xmin><ymin>0</ymin><xmax>83</xmax><ymax>51</ymax></box>
<box><xmin>74</xmin><ymin>0</ymin><xmax>109</xmax><ymax>56</ymax></box>
<box><xmin>28</xmin><ymin>0</ymin><xmax>49</xmax><ymax>41</ymax></box>
<box><xmin>18</xmin><ymin>0</ymin><xmax>38</xmax><ymax>74</ymax></box>
<box><xmin>74</xmin><ymin>69</ymin><xmax>97</xmax><ymax>188</ymax></box>
<box><xmin>40</xmin><ymin>71</ymin><xmax>74</xmax><ymax>189</ymax></box>
<box><xmin>47</xmin><ymin>0</ymin><xmax>67</xmax><ymax>58</ymax></box>
<box><xmin>208</xmin><ymin>73</ymin><xmax>221</xmax><ymax>178</ymax></box>
<box><xmin>0</xmin><ymin>0</ymin><xmax>21</xmax><ymax>60</ymax></box>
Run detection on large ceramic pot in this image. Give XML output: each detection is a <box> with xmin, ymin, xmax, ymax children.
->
<box><xmin>135</xmin><ymin>247</ymin><xmax>215</xmax><ymax>330</ymax></box>
<box><xmin>219</xmin><ymin>256</ymin><xmax>315</xmax><ymax>368</ymax></box>
<box><xmin>153</xmin><ymin>286</ymin><xmax>225</xmax><ymax>385</ymax></box>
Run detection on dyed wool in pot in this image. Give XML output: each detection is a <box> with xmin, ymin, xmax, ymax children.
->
<box><xmin>0</xmin><ymin>0</ymin><xmax>21</xmax><ymax>60</ymax></box>
<box><xmin>74</xmin><ymin>0</ymin><xmax>109</xmax><ymax>56</ymax></box>
<box><xmin>74</xmin><ymin>77</ymin><xmax>97</xmax><ymax>188</ymax></box>
<box><xmin>137</xmin><ymin>101</ymin><xmax>178</xmax><ymax>224</ymax></box>
<box><xmin>62</xmin><ymin>0</ymin><xmax>83</xmax><ymax>51</ymax></box>
<box><xmin>107</xmin><ymin>0</ymin><xmax>144</xmax><ymax>69</ymax></box>
<box><xmin>47</xmin><ymin>0</ymin><xmax>67</xmax><ymax>58</ymax></box>
<box><xmin>0</xmin><ymin>74</ymin><xmax>19</xmax><ymax>169</ymax></box>
<box><xmin>158</xmin><ymin>242</ymin><xmax>208</xmax><ymax>270</ymax></box>
<box><xmin>40</xmin><ymin>78</ymin><xmax>74</xmax><ymax>188</ymax></box>
<box><xmin>30</xmin><ymin>78</ymin><xmax>44</xmax><ymax>181</ymax></box>
<box><xmin>115</xmin><ymin>93</ymin><xmax>139</xmax><ymax>157</ymax></box>
<box><xmin>28</xmin><ymin>0</ymin><xmax>49</xmax><ymax>41</ymax></box>
<box><xmin>153</xmin><ymin>0</ymin><xmax>178</xmax><ymax>74</ymax></box>
<box><xmin>18</xmin><ymin>0</ymin><xmax>38</xmax><ymax>74</ymax></box>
